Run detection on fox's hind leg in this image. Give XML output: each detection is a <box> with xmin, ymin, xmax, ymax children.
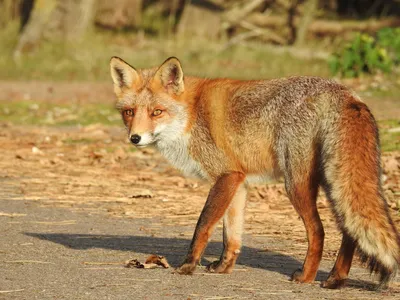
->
<box><xmin>207</xmin><ymin>184</ymin><xmax>247</xmax><ymax>273</ymax></box>
<box><xmin>284</xmin><ymin>153</ymin><xmax>324</xmax><ymax>283</ymax></box>
<box><xmin>321</xmin><ymin>233</ymin><xmax>356</xmax><ymax>289</ymax></box>
<box><xmin>289</xmin><ymin>190</ymin><xmax>324</xmax><ymax>283</ymax></box>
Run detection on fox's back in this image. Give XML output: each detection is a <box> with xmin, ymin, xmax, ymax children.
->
<box><xmin>190</xmin><ymin>76</ymin><xmax>368</xmax><ymax>179</ymax></box>
<box><xmin>199</xmin><ymin>76</ymin><xmax>351</xmax><ymax>132</ymax></box>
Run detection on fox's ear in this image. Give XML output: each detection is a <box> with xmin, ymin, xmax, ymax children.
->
<box><xmin>154</xmin><ymin>57</ymin><xmax>184</xmax><ymax>95</ymax></box>
<box><xmin>110</xmin><ymin>57</ymin><xmax>139</xmax><ymax>93</ymax></box>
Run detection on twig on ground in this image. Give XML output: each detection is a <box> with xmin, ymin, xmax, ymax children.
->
<box><xmin>0</xmin><ymin>212</ymin><xmax>27</xmax><ymax>217</ymax></box>
<box><xmin>0</xmin><ymin>289</ymin><xmax>25</xmax><ymax>294</ymax></box>
<box><xmin>82</xmin><ymin>261</ymin><xmax>122</xmax><ymax>265</ymax></box>
<box><xmin>5</xmin><ymin>260</ymin><xmax>54</xmax><ymax>264</ymax></box>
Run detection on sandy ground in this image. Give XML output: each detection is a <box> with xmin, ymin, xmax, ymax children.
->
<box><xmin>0</xmin><ymin>81</ymin><xmax>399</xmax><ymax>299</ymax></box>
<box><xmin>0</xmin><ymin>122</ymin><xmax>399</xmax><ymax>300</ymax></box>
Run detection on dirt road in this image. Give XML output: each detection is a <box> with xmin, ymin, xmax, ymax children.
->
<box><xmin>1</xmin><ymin>122</ymin><xmax>399</xmax><ymax>300</ymax></box>
<box><xmin>1</xmin><ymin>198</ymin><xmax>399</xmax><ymax>300</ymax></box>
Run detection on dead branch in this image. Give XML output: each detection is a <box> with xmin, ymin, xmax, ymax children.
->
<box><xmin>309</xmin><ymin>17</ymin><xmax>400</xmax><ymax>36</ymax></box>
<box><xmin>247</xmin><ymin>13</ymin><xmax>400</xmax><ymax>38</ymax></box>
<box><xmin>239</xmin><ymin>20</ymin><xmax>287</xmax><ymax>45</ymax></box>
<box><xmin>219</xmin><ymin>30</ymin><xmax>264</xmax><ymax>52</ymax></box>
<box><xmin>222</xmin><ymin>0</ymin><xmax>270</xmax><ymax>29</ymax></box>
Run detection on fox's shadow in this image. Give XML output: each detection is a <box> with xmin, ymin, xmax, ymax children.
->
<box><xmin>24</xmin><ymin>232</ymin><xmax>380</xmax><ymax>290</ymax></box>
<box><xmin>25</xmin><ymin>232</ymin><xmax>305</xmax><ymax>275</ymax></box>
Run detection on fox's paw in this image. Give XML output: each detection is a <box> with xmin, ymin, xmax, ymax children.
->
<box><xmin>206</xmin><ymin>260</ymin><xmax>233</xmax><ymax>274</ymax></box>
<box><xmin>175</xmin><ymin>263</ymin><xmax>196</xmax><ymax>275</ymax></box>
<box><xmin>290</xmin><ymin>269</ymin><xmax>313</xmax><ymax>283</ymax></box>
<box><xmin>321</xmin><ymin>276</ymin><xmax>346</xmax><ymax>289</ymax></box>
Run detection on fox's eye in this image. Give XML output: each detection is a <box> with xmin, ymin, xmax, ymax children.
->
<box><xmin>152</xmin><ymin>109</ymin><xmax>163</xmax><ymax>116</ymax></box>
<box><xmin>124</xmin><ymin>109</ymin><xmax>134</xmax><ymax>116</ymax></box>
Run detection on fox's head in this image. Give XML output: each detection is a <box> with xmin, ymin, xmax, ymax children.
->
<box><xmin>110</xmin><ymin>57</ymin><xmax>188</xmax><ymax>148</ymax></box>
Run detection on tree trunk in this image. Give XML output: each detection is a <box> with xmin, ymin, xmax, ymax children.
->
<box><xmin>294</xmin><ymin>0</ymin><xmax>318</xmax><ymax>46</ymax></box>
<box><xmin>44</xmin><ymin>0</ymin><xmax>95</xmax><ymax>41</ymax></box>
<box><xmin>95</xmin><ymin>0</ymin><xmax>143</xmax><ymax>30</ymax></box>
<box><xmin>177</xmin><ymin>1</ymin><xmax>223</xmax><ymax>40</ymax></box>
<box><xmin>20</xmin><ymin>0</ymin><xmax>35</xmax><ymax>32</ymax></box>
<box><xmin>0</xmin><ymin>0</ymin><xmax>23</xmax><ymax>28</ymax></box>
<box><xmin>64</xmin><ymin>0</ymin><xmax>95</xmax><ymax>41</ymax></box>
<box><xmin>13</xmin><ymin>0</ymin><xmax>57</xmax><ymax>59</ymax></box>
<box><xmin>13</xmin><ymin>0</ymin><xmax>96</xmax><ymax>59</ymax></box>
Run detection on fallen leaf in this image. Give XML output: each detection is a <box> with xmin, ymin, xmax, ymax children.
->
<box><xmin>124</xmin><ymin>259</ymin><xmax>157</xmax><ymax>269</ymax></box>
<box><xmin>89</xmin><ymin>152</ymin><xmax>103</xmax><ymax>160</ymax></box>
<box><xmin>131</xmin><ymin>189</ymin><xmax>153</xmax><ymax>198</ymax></box>
<box><xmin>145</xmin><ymin>255</ymin><xmax>170</xmax><ymax>268</ymax></box>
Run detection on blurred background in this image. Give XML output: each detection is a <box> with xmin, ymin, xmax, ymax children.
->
<box><xmin>0</xmin><ymin>0</ymin><xmax>400</xmax><ymax>81</ymax></box>
<box><xmin>0</xmin><ymin>0</ymin><xmax>399</xmax><ymax>146</ymax></box>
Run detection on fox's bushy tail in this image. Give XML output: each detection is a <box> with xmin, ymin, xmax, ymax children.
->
<box><xmin>322</xmin><ymin>98</ymin><xmax>400</xmax><ymax>286</ymax></box>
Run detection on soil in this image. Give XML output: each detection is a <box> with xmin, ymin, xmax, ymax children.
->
<box><xmin>0</xmin><ymin>82</ymin><xmax>400</xmax><ymax>300</ymax></box>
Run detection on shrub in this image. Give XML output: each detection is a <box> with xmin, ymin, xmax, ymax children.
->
<box><xmin>329</xmin><ymin>32</ymin><xmax>393</xmax><ymax>78</ymax></box>
<box><xmin>377</xmin><ymin>27</ymin><xmax>400</xmax><ymax>65</ymax></box>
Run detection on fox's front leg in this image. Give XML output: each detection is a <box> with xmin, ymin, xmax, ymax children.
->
<box><xmin>207</xmin><ymin>184</ymin><xmax>247</xmax><ymax>273</ymax></box>
<box><xmin>176</xmin><ymin>172</ymin><xmax>246</xmax><ymax>275</ymax></box>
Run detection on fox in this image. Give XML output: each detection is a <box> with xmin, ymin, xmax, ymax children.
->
<box><xmin>109</xmin><ymin>56</ymin><xmax>400</xmax><ymax>289</ymax></box>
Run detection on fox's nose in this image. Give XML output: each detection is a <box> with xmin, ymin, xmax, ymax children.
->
<box><xmin>130</xmin><ymin>134</ymin><xmax>141</xmax><ymax>145</ymax></box>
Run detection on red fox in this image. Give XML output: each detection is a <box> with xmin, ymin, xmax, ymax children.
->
<box><xmin>110</xmin><ymin>56</ymin><xmax>400</xmax><ymax>289</ymax></box>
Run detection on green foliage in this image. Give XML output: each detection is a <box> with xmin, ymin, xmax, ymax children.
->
<box><xmin>379</xmin><ymin>120</ymin><xmax>400</xmax><ymax>152</ymax></box>
<box><xmin>0</xmin><ymin>102</ymin><xmax>120</xmax><ymax>126</ymax></box>
<box><xmin>377</xmin><ymin>27</ymin><xmax>400</xmax><ymax>65</ymax></box>
<box><xmin>329</xmin><ymin>32</ymin><xmax>393</xmax><ymax>78</ymax></box>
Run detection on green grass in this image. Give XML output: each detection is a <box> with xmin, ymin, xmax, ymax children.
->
<box><xmin>360</xmin><ymin>83</ymin><xmax>400</xmax><ymax>99</ymax></box>
<box><xmin>379</xmin><ymin>120</ymin><xmax>400</xmax><ymax>152</ymax></box>
<box><xmin>0</xmin><ymin>22</ymin><xmax>331</xmax><ymax>81</ymax></box>
<box><xmin>1</xmin><ymin>101</ymin><xmax>399</xmax><ymax>152</ymax></box>
<box><xmin>0</xmin><ymin>101</ymin><xmax>121</xmax><ymax>126</ymax></box>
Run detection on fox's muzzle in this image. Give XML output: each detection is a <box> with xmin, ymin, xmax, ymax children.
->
<box><xmin>130</xmin><ymin>134</ymin><xmax>141</xmax><ymax>145</ymax></box>
<box><xmin>129</xmin><ymin>132</ymin><xmax>155</xmax><ymax>147</ymax></box>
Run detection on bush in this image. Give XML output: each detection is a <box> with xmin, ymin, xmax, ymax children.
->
<box><xmin>377</xmin><ymin>27</ymin><xmax>400</xmax><ymax>65</ymax></box>
<box><xmin>329</xmin><ymin>32</ymin><xmax>392</xmax><ymax>78</ymax></box>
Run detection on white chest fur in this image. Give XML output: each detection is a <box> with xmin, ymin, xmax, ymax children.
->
<box><xmin>155</xmin><ymin>135</ymin><xmax>207</xmax><ymax>179</ymax></box>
